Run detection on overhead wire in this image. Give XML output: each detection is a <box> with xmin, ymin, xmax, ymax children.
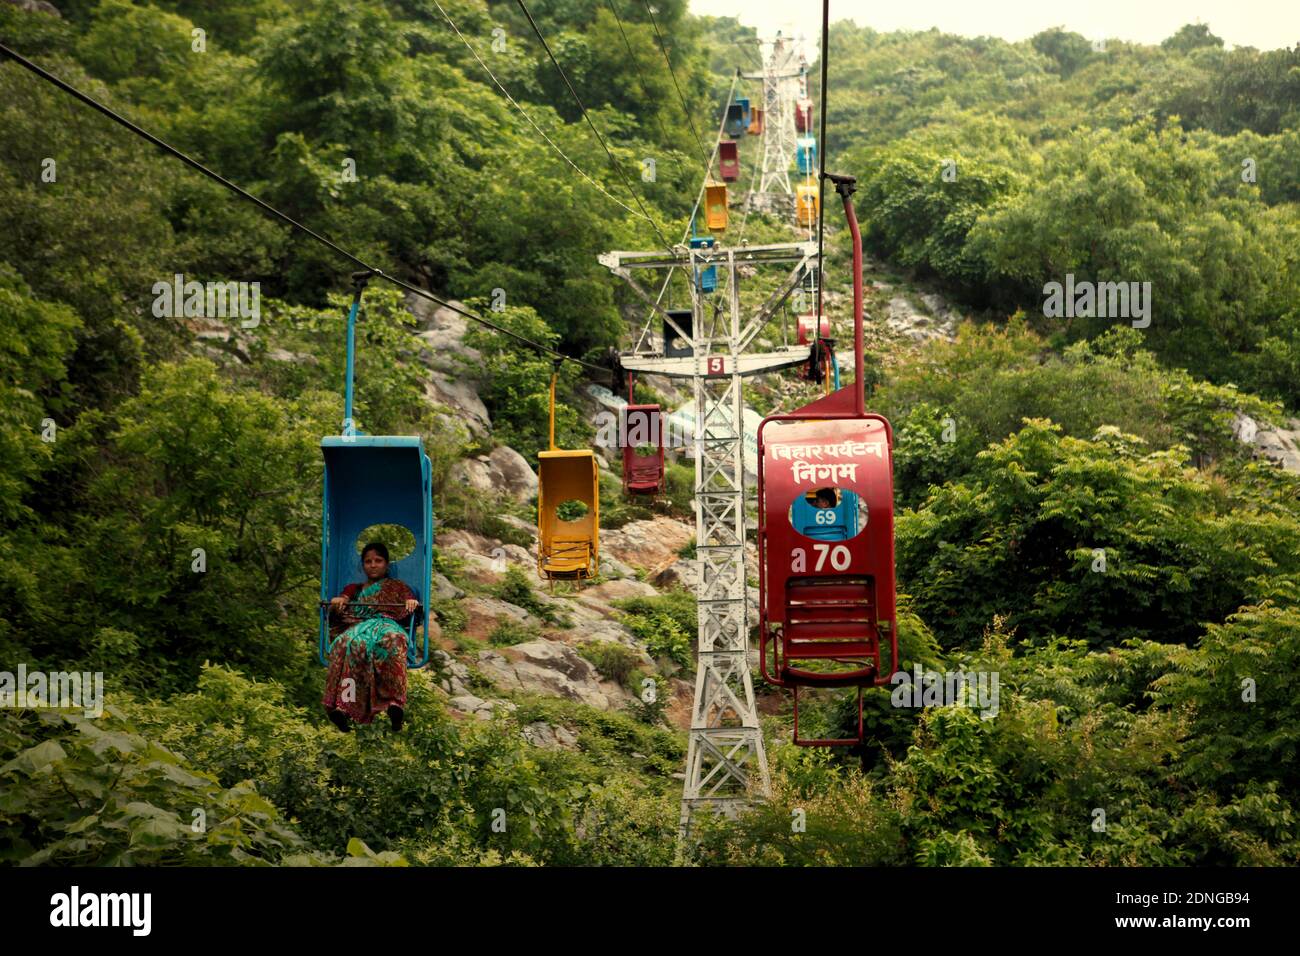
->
<box><xmin>0</xmin><ymin>41</ymin><xmax>611</xmax><ymax>377</ymax></box>
<box><xmin>603</xmin><ymin>0</ymin><xmax>690</xmax><ymax>185</ymax></box>
<box><xmin>431</xmin><ymin>0</ymin><xmax>658</xmax><ymax>227</ymax></box>
<box><xmin>681</xmin><ymin>75</ymin><xmax>739</xmax><ymax>354</ymax></box>
<box><xmin>814</xmin><ymin>0</ymin><xmax>830</xmax><ymax>375</ymax></box>
<box><xmin>513</xmin><ymin>0</ymin><xmax>674</xmax><ymax>250</ymax></box>
<box><xmin>683</xmin><ymin>73</ymin><xmax>738</xmax><ymax>242</ymax></box>
<box><xmin>641</xmin><ymin>0</ymin><xmax>711</xmax><ymax>171</ymax></box>
<box><xmin>631</xmin><ymin>73</ymin><xmax>738</xmax><ymax>356</ymax></box>
<box><xmin>606</xmin><ymin>1</ymin><xmax>741</xmax><ymax>355</ymax></box>
<box><xmin>734</xmin><ymin>39</ymin><xmax>763</xmax><ymax>70</ymax></box>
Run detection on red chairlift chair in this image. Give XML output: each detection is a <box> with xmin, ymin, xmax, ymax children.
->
<box><xmin>622</xmin><ymin>374</ymin><xmax>665</xmax><ymax>496</ymax></box>
<box><xmin>757</xmin><ymin>172</ymin><xmax>899</xmax><ymax>746</ymax></box>
<box><xmin>719</xmin><ymin>141</ymin><xmax>740</xmax><ymax>182</ymax></box>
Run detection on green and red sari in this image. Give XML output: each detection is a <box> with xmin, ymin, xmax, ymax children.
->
<box><xmin>321</xmin><ymin>576</ymin><xmax>415</xmax><ymax>724</ymax></box>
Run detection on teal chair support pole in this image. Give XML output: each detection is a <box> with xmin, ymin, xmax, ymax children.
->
<box><xmin>343</xmin><ymin>285</ymin><xmax>362</xmax><ymax>435</ymax></box>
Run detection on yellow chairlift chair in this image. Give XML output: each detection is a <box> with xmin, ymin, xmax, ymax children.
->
<box><xmin>537</xmin><ymin>368</ymin><xmax>599</xmax><ymax>585</ymax></box>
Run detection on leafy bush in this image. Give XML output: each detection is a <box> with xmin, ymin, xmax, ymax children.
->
<box><xmin>556</xmin><ymin>499</ymin><xmax>588</xmax><ymax>521</ymax></box>
<box><xmin>432</xmin><ymin>598</ymin><xmax>468</xmax><ymax>638</ymax></box>
<box><xmin>1154</xmin><ymin>587</ymin><xmax>1300</xmax><ymax>804</ymax></box>
<box><xmin>663</xmin><ymin>462</ymin><xmax>696</xmax><ymax>517</ymax></box>
<box><xmin>0</xmin><ymin>707</ymin><xmax>322</xmax><ymax>865</ymax></box>
<box><xmin>614</xmin><ymin>590</ymin><xmax>697</xmax><ymax>670</ymax></box>
<box><xmin>489</xmin><ymin>619</ymin><xmax>540</xmax><ymax>647</ymax></box>
<box><xmin>463</xmin><ymin>305</ymin><xmax>592</xmax><ymax>463</ymax></box>
<box><xmin>621</xmin><ymin>613</ymin><xmax>691</xmax><ymax>671</ymax></box>
<box><xmin>897</xmin><ymin>419</ymin><xmax>1300</xmax><ymax>650</ymax></box>
<box><xmin>578</xmin><ymin>640</ymin><xmax>642</xmax><ymax>686</ymax></box>
<box><xmin>691</xmin><ymin>755</ymin><xmax>907</xmax><ymax>866</ymax></box>
<box><xmin>877</xmin><ymin>322</ymin><xmax>1283</xmax><ymax>508</ymax></box>
<box><xmin>625</xmin><ymin>671</ymin><xmax>671</xmax><ymax>726</ymax></box>
<box><xmin>14</xmin><ymin>358</ymin><xmax>335</xmax><ymax>695</ymax></box>
<box><xmin>598</xmin><ymin>470</ymin><xmax>653</xmax><ymax>529</ymax></box>
<box><xmin>493</xmin><ymin>565</ymin><xmax>566</xmax><ymax>625</ymax></box>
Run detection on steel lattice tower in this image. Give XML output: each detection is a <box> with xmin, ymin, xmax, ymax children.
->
<box><xmin>599</xmin><ymin>240</ymin><xmax>818</xmax><ymax>841</ymax></box>
<box><xmin>745</xmin><ymin>35</ymin><xmax>803</xmax><ymax>219</ymax></box>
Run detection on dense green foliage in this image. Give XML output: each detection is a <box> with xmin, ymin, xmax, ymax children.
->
<box><xmin>836</xmin><ymin>26</ymin><xmax>1300</xmax><ymax>407</ymax></box>
<box><xmin>1</xmin><ymin>2</ymin><xmax>1298</xmax><ymax>866</ymax></box>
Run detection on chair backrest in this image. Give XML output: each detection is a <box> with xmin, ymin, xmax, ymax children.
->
<box><xmin>705</xmin><ymin>183</ymin><xmax>729</xmax><ymax>232</ymax></box>
<box><xmin>319</xmin><ymin>436</ymin><xmax>432</xmax><ymax>667</ymax></box>
<box><xmin>790</xmin><ymin>491</ymin><xmax>859</xmax><ymax>541</ymax></box>
<box><xmin>622</xmin><ymin>404</ymin><xmax>664</xmax><ymax>492</ymax></box>
<box><xmin>689</xmin><ymin>237</ymin><xmax>717</xmax><ymax>294</ymax></box>
<box><xmin>725</xmin><ymin>102</ymin><xmax>747</xmax><ymax>137</ymax></box>
<box><xmin>796</xmin><ymin>184</ymin><xmax>819</xmax><ymax>227</ymax></box>
<box><xmin>796</xmin><ymin>137</ymin><xmax>817</xmax><ymax>174</ymax></box>
<box><xmin>757</xmin><ymin>396</ymin><xmax>897</xmax><ymax>682</ymax></box>
<box><xmin>719</xmin><ymin>141</ymin><xmax>740</xmax><ymax>181</ymax></box>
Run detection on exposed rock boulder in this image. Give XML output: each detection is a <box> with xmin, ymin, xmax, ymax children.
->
<box><xmin>582</xmin><ymin>579</ymin><xmax>658</xmax><ymax>602</ymax></box>
<box><xmin>499</xmin><ymin>543</ymin><xmax>533</xmax><ymax>565</ymax></box>
<box><xmin>438</xmin><ymin>528</ymin><xmax>504</xmax><ymax>560</ymax></box>
<box><xmin>601</xmin><ymin>517</ymin><xmax>694</xmax><ymax>573</ymax></box>
<box><xmin>431</xmin><ymin>571</ymin><xmax>464</xmax><ymax>601</ymax></box>
<box><xmin>408</xmin><ymin>295</ymin><xmax>482</xmax><ymax>369</ymax></box>
<box><xmin>498</xmin><ymin>514</ymin><xmax>537</xmax><ymax>539</ymax></box>
<box><xmin>183</xmin><ymin>316</ymin><xmax>253</xmax><ymax>364</ymax></box>
<box><xmin>563</xmin><ymin>625</ymin><xmax>656</xmax><ymax>669</ymax></box>
<box><xmin>599</xmin><ymin>553</ymin><xmax>636</xmax><ymax>579</ymax></box>
<box><xmin>536</xmin><ymin>593</ymin><xmax>605</xmax><ymax>628</ymax></box>
<box><xmin>1247</xmin><ymin>416</ymin><xmax>1300</xmax><ymax>473</ymax></box>
<box><xmin>449</xmin><ymin>456</ymin><xmax>494</xmax><ymax>495</ymax></box>
<box><xmin>464</xmin><ymin>596</ymin><xmax>534</xmax><ymax>625</ymax></box>
<box><xmin>425</xmin><ymin>372</ymin><xmax>491</xmax><ymax>440</ymax></box>
<box><xmin>639</xmin><ymin>373</ymin><xmax>688</xmax><ymax>407</ymax></box>
<box><xmin>885</xmin><ymin>295</ymin><xmax>958</xmax><ymax>343</ymax></box>
<box><xmin>448</xmin><ymin>693</ymin><xmax>518</xmax><ymax>721</ymax></box>
<box><xmin>477</xmin><ymin>640</ymin><xmax>630</xmax><ymax>711</ymax></box>
<box><xmin>663</xmin><ymin>677</ymin><xmax>695</xmax><ymax>731</ymax></box>
<box><xmin>423</xmin><ymin>616</ymin><xmax>445</xmax><ymax>646</ymax></box>
<box><xmin>431</xmin><ymin>649</ymin><xmax>472</xmax><ymax>697</ymax></box>
<box><xmin>653</xmin><ymin>559</ymin><xmax>697</xmax><ymax>590</ymax></box>
<box><xmin>5</xmin><ymin>1</ymin><xmax>61</xmax><ymax>16</ymax></box>
<box><xmin>521</xmin><ymin>721</ymin><xmax>579</xmax><ymax>750</ymax></box>
<box><xmin>480</xmin><ymin>446</ymin><xmax>540</xmax><ymax>501</ymax></box>
<box><xmin>448</xmin><ymin>448</ymin><xmax>537</xmax><ymax>502</ymax></box>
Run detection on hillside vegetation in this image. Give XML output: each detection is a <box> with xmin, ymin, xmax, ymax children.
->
<box><xmin>1</xmin><ymin>2</ymin><xmax>1298</xmax><ymax>866</ymax></box>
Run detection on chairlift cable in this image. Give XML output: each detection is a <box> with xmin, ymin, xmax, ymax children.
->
<box><xmin>514</xmin><ymin>0</ymin><xmax>675</xmax><ymax>250</ymax></box>
<box><xmin>432</xmin><ymin>0</ymin><xmax>660</xmax><ymax>226</ymax></box>
<box><xmin>0</xmin><ymin>41</ymin><xmax>611</xmax><ymax>377</ymax></box>
<box><xmin>641</xmin><ymin>0</ymin><xmax>712</xmax><ymax>170</ymax></box>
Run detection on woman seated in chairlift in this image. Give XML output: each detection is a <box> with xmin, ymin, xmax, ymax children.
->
<box><xmin>321</xmin><ymin>541</ymin><xmax>418</xmax><ymax>733</ymax></box>
<box><xmin>813</xmin><ymin>488</ymin><xmax>838</xmax><ymax>509</ymax></box>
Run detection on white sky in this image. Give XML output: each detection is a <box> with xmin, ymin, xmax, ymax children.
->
<box><xmin>688</xmin><ymin>0</ymin><xmax>1300</xmax><ymax>53</ymax></box>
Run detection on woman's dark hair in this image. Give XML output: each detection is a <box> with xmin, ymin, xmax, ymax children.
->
<box><xmin>361</xmin><ymin>541</ymin><xmax>390</xmax><ymax>562</ymax></box>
